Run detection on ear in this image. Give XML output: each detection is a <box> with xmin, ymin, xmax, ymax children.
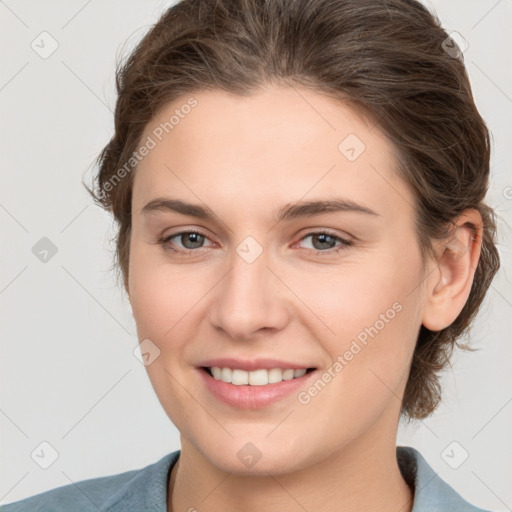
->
<box><xmin>421</xmin><ymin>209</ymin><xmax>483</xmax><ymax>332</ymax></box>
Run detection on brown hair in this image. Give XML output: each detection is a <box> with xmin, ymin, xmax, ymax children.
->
<box><xmin>85</xmin><ymin>0</ymin><xmax>500</xmax><ymax>419</ymax></box>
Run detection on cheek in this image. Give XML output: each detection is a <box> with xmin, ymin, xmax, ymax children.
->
<box><xmin>128</xmin><ymin>248</ymin><xmax>205</xmax><ymax>426</ymax></box>
<box><xmin>294</xmin><ymin>247</ymin><xmax>422</xmax><ymax>391</ymax></box>
<box><xmin>128</xmin><ymin>242</ymin><xmax>205</xmax><ymax>339</ymax></box>
<box><xmin>292</xmin><ymin>268</ymin><xmax>420</xmax><ymax>446</ymax></box>
<box><xmin>292</xmin><ymin>247</ymin><xmax>421</xmax><ymax>338</ymax></box>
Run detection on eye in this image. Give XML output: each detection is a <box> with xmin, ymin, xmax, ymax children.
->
<box><xmin>297</xmin><ymin>231</ymin><xmax>352</xmax><ymax>253</ymax></box>
<box><xmin>157</xmin><ymin>229</ymin><xmax>352</xmax><ymax>257</ymax></box>
<box><xmin>158</xmin><ymin>230</ymin><xmax>214</xmax><ymax>255</ymax></box>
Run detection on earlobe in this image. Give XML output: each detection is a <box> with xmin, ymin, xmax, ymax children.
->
<box><xmin>422</xmin><ymin>209</ymin><xmax>483</xmax><ymax>332</ymax></box>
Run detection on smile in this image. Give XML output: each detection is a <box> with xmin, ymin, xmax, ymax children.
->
<box><xmin>198</xmin><ymin>366</ymin><xmax>317</xmax><ymax>409</ymax></box>
<box><xmin>206</xmin><ymin>366</ymin><xmax>312</xmax><ymax>385</ymax></box>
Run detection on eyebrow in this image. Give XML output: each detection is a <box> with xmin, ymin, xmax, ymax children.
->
<box><xmin>141</xmin><ymin>197</ymin><xmax>379</xmax><ymax>223</ymax></box>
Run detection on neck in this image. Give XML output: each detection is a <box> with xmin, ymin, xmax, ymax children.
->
<box><xmin>167</xmin><ymin>433</ymin><xmax>413</xmax><ymax>512</ymax></box>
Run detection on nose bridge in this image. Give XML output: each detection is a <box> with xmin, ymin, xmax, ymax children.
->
<box><xmin>209</xmin><ymin>236</ymin><xmax>288</xmax><ymax>338</ymax></box>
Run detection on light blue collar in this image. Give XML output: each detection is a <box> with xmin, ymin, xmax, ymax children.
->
<box><xmin>102</xmin><ymin>446</ymin><xmax>489</xmax><ymax>511</ymax></box>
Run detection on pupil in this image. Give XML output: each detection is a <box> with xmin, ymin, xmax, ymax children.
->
<box><xmin>314</xmin><ymin>234</ymin><xmax>334</xmax><ymax>250</ymax></box>
<box><xmin>183</xmin><ymin>233</ymin><xmax>204</xmax><ymax>249</ymax></box>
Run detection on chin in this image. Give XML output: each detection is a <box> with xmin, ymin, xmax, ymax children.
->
<box><xmin>192</xmin><ymin>435</ymin><xmax>317</xmax><ymax>476</ymax></box>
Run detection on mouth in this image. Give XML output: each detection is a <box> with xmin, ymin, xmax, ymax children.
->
<box><xmin>201</xmin><ymin>366</ymin><xmax>316</xmax><ymax>385</ymax></box>
<box><xmin>198</xmin><ymin>365</ymin><xmax>318</xmax><ymax>409</ymax></box>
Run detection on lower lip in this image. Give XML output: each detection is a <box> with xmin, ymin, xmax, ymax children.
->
<box><xmin>198</xmin><ymin>368</ymin><xmax>316</xmax><ymax>409</ymax></box>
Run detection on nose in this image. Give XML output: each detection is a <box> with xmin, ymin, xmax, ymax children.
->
<box><xmin>208</xmin><ymin>243</ymin><xmax>290</xmax><ymax>341</ymax></box>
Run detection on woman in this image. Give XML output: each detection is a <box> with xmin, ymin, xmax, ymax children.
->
<box><xmin>3</xmin><ymin>0</ymin><xmax>501</xmax><ymax>510</ymax></box>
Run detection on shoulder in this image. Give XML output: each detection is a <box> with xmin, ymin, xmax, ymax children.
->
<box><xmin>397</xmin><ymin>445</ymin><xmax>494</xmax><ymax>512</ymax></box>
<box><xmin>1</xmin><ymin>450</ymin><xmax>180</xmax><ymax>512</ymax></box>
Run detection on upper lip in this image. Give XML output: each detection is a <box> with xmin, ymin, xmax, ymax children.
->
<box><xmin>198</xmin><ymin>358</ymin><xmax>315</xmax><ymax>371</ymax></box>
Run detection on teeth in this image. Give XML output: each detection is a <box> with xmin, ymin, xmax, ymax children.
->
<box><xmin>209</xmin><ymin>367</ymin><xmax>308</xmax><ymax>385</ymax></box>
<box><xmin>232</xmin><ymin>369</ymin><xmax>249</xmax><ymax>385</ymax></box>
<box><xmin>221</xmin><ymin>367</ymin><xmax>232</xmax><ymax>383</ymax></box>
<box><xmin>268</xmin><ymin>368</ymin><xmax>283</xmax><ymax>383</ymax></box>
<box><xmin>283</xmin><ymin>369</ymin><xmax>295</xmax><ymax>380</ymax></box>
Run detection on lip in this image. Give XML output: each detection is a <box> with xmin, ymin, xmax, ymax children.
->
<box><xmin>198</xmin><ymin>358</ymin><xmax>312</xmax><ymax>371</ymax></box>
<box><xmin>197</xmin><ymin>364</ymin><xmax>317</xmax><ymax>409</ymax></box>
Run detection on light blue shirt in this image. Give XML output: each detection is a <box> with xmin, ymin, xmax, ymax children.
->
<box><xmin>1</xmin><ymin>446</ymin><xmax>493</xmax><ymax>511</ymax></box>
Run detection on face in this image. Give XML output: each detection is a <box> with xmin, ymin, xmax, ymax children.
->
<box><xmin>128</xmin><ymin>86</ymin><xmax>428</xmax><ymax>475</ymax></box>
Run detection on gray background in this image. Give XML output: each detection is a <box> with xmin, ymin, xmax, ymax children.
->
<box><xmin>1</xmin><ymin>0</ymin><xmax>511</xmax><ymax>509</ymax></box>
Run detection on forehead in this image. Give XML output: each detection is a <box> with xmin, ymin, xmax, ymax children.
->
<box><xmin>132</xmin><ymin>86</ymin><xmax>414</xmax><ymax>220</ymax></box>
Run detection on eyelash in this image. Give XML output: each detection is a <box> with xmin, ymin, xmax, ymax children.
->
<box><xmin>157</xmin><ymin>229</ymin><xmax>353</xmax><ymax>257</ymax></box>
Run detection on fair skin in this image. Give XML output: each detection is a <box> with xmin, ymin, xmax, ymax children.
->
<box><xmin>126</xmin><ymin>86</ymin><xmax>482</xmax><ymax>512</ymax></box>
